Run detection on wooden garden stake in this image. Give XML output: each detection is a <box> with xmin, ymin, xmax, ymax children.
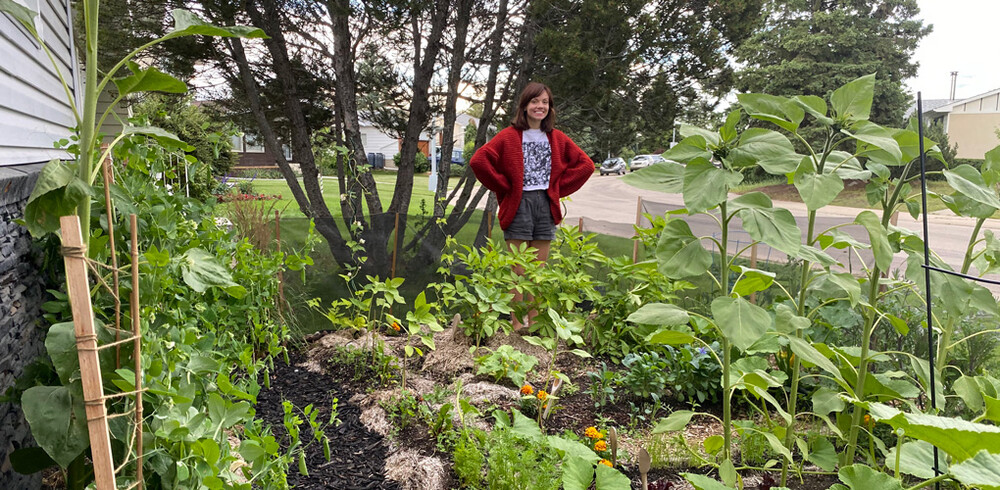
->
<box><xmin>130</xmin><ymin>214</ymin><xmax>144</xmax><ymax>489</ymax></box>
<box><xmin>633</xmin><ymin>196</ymin><xmax>642</xmax><ymax>263</ymax></box>
<box><xmin>608</xmin><ymin>426</ymin><xmax>618</xmax><ymax>467</ymax></box>
<box><xmin>486</xmin><ymin>211</ymin><xmax>493</xmax><ymax>239</ymax></box>
<box><xmin>638</xmin><ymin>447</ymin><xmax>651</xmax><ymax>490</ymax></box>
<box><xmin>101</xmin><ymin>148</ymin><xmax>121</xmax><ymax>368</ymax></box>
<box><xmin>578</xmin><ymin>216</ymin><xmax>583</xmax><ymax>232</ymax></box>
<box><xmin>60</xmin><ymin>215</ymin><xmax>117</xmax><ymax>489</ymax></box>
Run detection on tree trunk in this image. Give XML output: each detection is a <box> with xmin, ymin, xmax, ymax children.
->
<box><xmin>243</xmin><ymin>0</ymin><xmax>360</xmax><ymax>266</ymax></box>
<box><xmin>219</xmin><ymin>10</ymin><xmax>352</xmax><ymax>265</ymax></box>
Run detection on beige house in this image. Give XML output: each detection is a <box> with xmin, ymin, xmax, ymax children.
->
<box><xmin>922</xmin><ymin>88</ymin><xmax>1000</xmax><ymax>159</ymax></box>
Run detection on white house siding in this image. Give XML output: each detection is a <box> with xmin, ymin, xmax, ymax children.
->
<box><xmin>0</xmin><ymin>0</ymin><xmax>78</xmax><ymax>166</ymax></box>
<box><xmin>360</xmin><ymin>124</ymin><xmax>400</xmax><ymax>160</ymax></box>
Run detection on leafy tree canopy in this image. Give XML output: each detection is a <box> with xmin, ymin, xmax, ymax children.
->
<box><xmin>530</xmin><ymin>0</ymin><xmax>765</xmax><ymax>156</ymax></box>
<box><xmin>735</xmin><ymin>0</ymin><xmax>930</xmax><ymax>128</ymax></box>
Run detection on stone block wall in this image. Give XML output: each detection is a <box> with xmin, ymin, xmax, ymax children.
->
<box><xmin>0</xmin><ymin>163</ymin><xmax>47</xmax><ymax>489</ymax></box>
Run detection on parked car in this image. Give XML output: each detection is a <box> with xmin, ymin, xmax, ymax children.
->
<box><xmin>599</xmin><ymin>157</ymin><xmax>626</xmax><ymax>175</ymax></box>
<box><xmin>629</xmin><ymin>154</ymin><xmax>667</xmax><ymax>171</ymax></box>
<box><xmin>434</xmin><ymin>148</ymin><xmax>465</xmax><ymax>165</ymax></box>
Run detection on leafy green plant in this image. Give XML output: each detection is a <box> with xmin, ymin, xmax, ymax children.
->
<box><xmin>453</xmin><ymin>431</ymin><xmax>486</xmax><ymax>488</ymax></box>
<box><xmin>475</xmin><ymin>344</ymin><xmax>539</xmax><ymax>387</ymax></box>
<box><xmin>381</xmin><ymin>389</ymin><xmax>421</xmax><ymax>437</ymax></box>
<box><xmin>586</xmin><ymin>362</ymin><xmax>618</xmax><ymax>408</ymax></box>
<box><xmin>661</xmin><ymin>343</ymin><xmax>722</xmax><ymax>405</ymax></box>
<box><xmin>237</xmin><ymin>179</ymin><xmax>256</xmax><ymax>195</ymax></box>
<box><xmin>619</xmin><ymin>351</ymin><xmax>669</xmax><ymax>400</ymax></box>
<box><xmin>437</xmin><ymin>239</ymin><xmax>516</xmax><ymax>345</ymax></box>
<box><xmin>623</xmin><ymin>72</ymin><xmax>1000</xmax><ymax>490</ymax></box>
<box><xmin>522</xmin><ymin>310</ymin><xmax>592</xmax><ymax>424</ymax></box>
<box><xmin>282</xmin><ymin>400</ymin><xmax>333</xmax><ymax>476</ymax></box>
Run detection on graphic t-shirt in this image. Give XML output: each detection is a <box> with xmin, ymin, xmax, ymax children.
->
<box><xmin>521</xmin><ymin>129</ymin><xmax>551</xmax><ymax>191</ymax></box>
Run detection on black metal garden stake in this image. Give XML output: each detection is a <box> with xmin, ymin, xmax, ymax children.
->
<box><xmin>916</xmin><ymin>92</ymin><xmax>942</xmax><ymax>489</ymax></box>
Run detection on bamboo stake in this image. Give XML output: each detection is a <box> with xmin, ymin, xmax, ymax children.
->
<box><xmin>632</xmin><ymin>196</ymin><xmax>642</xmax><ymax>263</ymax></box>
<box><xmin>101</xmin><ymin>148</ymin><xmax>121</xmax><ymax>368</ymax></box>
<box><xmin>486</xmin><ymin>212</ymin><xmax>493</xmax><ymax>239</ymax></box>
<box><xmin>391</xmin><ymin>212</ymin><xmax>400</xmax><ymax>279</ymax></box>
<box><xmin>60</xmin><ymin>215</ymin><xmax>117</xmax><ymax>490</ymax></box>
<box><xmin>130</xmin><ymin>214</ymin><xmax>143</xmax><ymax>490</ymax></box>
<box><xmin>578</xmin><ymin>216</ymin><xmax>583</xmax><ymax>233</ymax></box>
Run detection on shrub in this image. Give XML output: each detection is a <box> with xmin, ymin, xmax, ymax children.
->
<box><xmin>393</xmin><ymin>151</ymin><xmax>430</xmax><ymax>172</ymax></box>
<box><xmin>237</xmin><ymin>179</ymin><xmax>256</xmax><ymax>194</ymax></box>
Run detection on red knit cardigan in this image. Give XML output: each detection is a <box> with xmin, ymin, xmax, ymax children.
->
<box><xmin>470</xmin><ymin>127</ymin><xmax>594</xmax><ymax>230</ymax></box>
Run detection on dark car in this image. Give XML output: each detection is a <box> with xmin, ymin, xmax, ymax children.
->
<box><xmin>599</xmin><ymin>157</ymin><xmax>626</xmax><ymax>175</ymax></box>
<box><xmin>435</xmin><ymin>148</ymin><xmax>465</xmax><ymax>166</ymax></box>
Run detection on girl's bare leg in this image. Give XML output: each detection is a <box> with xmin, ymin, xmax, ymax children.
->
<box><xmin>525</xmin><ymin>240</ymin><xmax>551</xmax><ymax>327</ymax></box>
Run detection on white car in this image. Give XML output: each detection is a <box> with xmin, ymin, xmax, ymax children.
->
<box><xmin>629</xmin><ymin>154</ymin><xmax>667</xmax><ymax>171</ymax></box>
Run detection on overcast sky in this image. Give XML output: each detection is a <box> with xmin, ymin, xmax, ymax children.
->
<box><xmin>907</xmin><ymin>0</ymin><xmax>999</xmax><ymax>101</ymax></box>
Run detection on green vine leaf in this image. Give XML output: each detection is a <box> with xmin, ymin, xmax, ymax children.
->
<box><xmin>22</xmin><ymin>385</ymin><xmax>89</xmax><ymax>468</ymax></box>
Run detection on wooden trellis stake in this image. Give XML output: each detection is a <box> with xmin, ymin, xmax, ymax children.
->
<box><xmin>60</xmin><ymin>215</ymin><xmax>117</xmax><ymax>489</ymax></box>
<box><xmin>130</xmin><ymin>214</ymin><xmax>144</xmax><ymax>489</ymax></box>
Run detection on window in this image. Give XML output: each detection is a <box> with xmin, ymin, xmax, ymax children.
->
<box><xmin>231</xmin><ymin>134</ymin><xmax>245</xmax><ymax>152</ymax></box>
<box><xmin>244</xmin><ymin>133</ymin><xmax>265</xmax><ymax>153</ymax></box>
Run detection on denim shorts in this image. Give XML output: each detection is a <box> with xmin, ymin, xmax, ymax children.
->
<box><xmin>504</xmin><ymin>190</ymin><xmax>556</xmax><ymax>241</ymax></box>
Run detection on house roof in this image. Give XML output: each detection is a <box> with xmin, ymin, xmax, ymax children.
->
<box><xmin>904</xmin><ymin>98</ymin><xmax>952</xmax><ymax>119</ymax></box>
<box><xmin>921</xmin><ymin>87</ymin><xmax>1000</xmax><ymax>115</ymax></box>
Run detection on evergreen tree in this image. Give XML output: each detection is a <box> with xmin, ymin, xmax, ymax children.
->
<box><xmin>735</xmin><ymin>0</ymin><xmax>930</xmax><ymax>127</ymax></box>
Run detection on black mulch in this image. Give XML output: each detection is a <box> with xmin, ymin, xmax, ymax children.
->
<box><xmin>255</xmin><ymin>352</ymin><xmax>400</xmax><ymax>489</ymax></box>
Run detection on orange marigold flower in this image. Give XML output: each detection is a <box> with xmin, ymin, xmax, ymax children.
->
<box><xmin>537</xmin><ymin>390</ymin><xmax>548</xmax><ymax>401</ymax></box>
<box><xmin>520</xmin><ymin>384</ymin><xmax>534</xmax><ymax>396</ymax></box>
<box><xmin>594</xmin><ymin>440</ymin><xmax>608</xmax><ymax>452</ymax></box>
<box><xmin>599</xmin><ymin>459</ymin><xmax>612</xmax><ymax>467</ymax></box>
<box><xmin>391</xmin><ymin>322</ymin><xmax>401</xmax><ymax>332</ymax></box>
<box><xmin>584</xmin><ymin>426</ymin><xmax>601</xmax><ymax>439</ymax></box>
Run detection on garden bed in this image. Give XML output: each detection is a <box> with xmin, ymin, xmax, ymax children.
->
<box><xmin>267</xmin><ymin>326</ymin><xmax>843</xmax><ymax>490</ymax></box>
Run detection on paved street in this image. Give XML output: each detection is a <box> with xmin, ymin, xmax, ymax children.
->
<box><xmin>561</xmin><ymin>173</ymin><xmax>1000</xmax><ymax>287</ymax></box>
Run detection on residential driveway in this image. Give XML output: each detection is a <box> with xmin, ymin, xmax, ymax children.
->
<box><xmin>562</xmin><ymin>173</ymin><xmax>1000</xmax><ymax>286</ymax></box>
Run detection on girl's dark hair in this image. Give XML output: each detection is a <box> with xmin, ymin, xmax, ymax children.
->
<box><xmin>511</xmin><ymin>82</ymin><xmax>555</xmax><ymax>132</ymax></box>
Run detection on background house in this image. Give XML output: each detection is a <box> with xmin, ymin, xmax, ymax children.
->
<box><xmin>916</xmin><ymin>88</ymin><xmax>1000</xmax><ymax>160</ymax></box>
<box><xmin>1</xmin><ymin>1</ymin><xmax>78</xmax><ymax>487</ymax></box>
<box><xmin>230</xmin><ymin>131</ymin><xmax>293</xmax><ymax>169</ymax></box>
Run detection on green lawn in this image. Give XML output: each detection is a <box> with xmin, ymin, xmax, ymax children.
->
<box><xmin>223</xmin><ymin>170</ymin><xmax>450</xmax><ymax>219</ymax></box>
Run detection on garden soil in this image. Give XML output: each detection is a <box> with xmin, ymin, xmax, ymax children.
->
<box><xmin>258</xmin><ymin>329</ymin><xmax>844</xmax><ymax>489</ymax></box>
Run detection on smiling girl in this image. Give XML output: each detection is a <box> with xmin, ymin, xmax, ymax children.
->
<box><xmin>470</xmin><ymin>82</ymin><xmax>594</xmax><ymax>331</ymax></box>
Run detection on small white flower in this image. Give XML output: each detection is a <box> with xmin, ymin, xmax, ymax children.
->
<box><xmin>359</xmin><ymin>238</ymin><xmax>366</xmax><ymax>244</ymax></box>
<box><xmin>354</xmin><ymin>220</ymin><xmax>362</xmax><ymax>228</ymax></box>
<box><xmin>340</xmin><ymin>193</ymin><xmax>347</xmax><ymax>201</ymax></box>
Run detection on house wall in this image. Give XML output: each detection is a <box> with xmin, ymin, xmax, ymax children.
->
<box><xmin>947</xmin><ymin>113</ymin><xmax>1000</xmax><ymax>159</ymax></box>
<box><xmin>1</xmin><ymin>1</ymin><xmax>77</xmax><ymax>486</ymax></box>
<box><xmin>0</xmin><ymin>0</ymin><xmax>78</xmax><ymax>166</ymax></box>
<box><xmin>0</xmin><ymin>164</ymin><xmax>47</xmax><ymax>489</ymax></box>
<box><xmin>360</xmin><ymin>125</ymin><xmax>400</xmax><ymax>160</ymax></box>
